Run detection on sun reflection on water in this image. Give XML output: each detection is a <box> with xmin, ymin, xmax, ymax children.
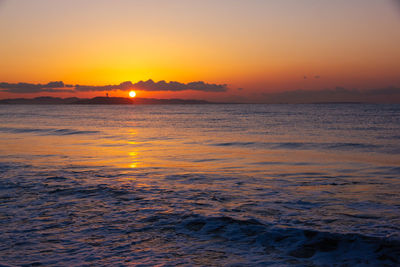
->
<box><xmin>130</xmin><ymin>162</ymin><xmax>138</xmax><ymax>168</ymax></box>
<box><xmin>128</xmin><ymin>131</ymin><xmax>139</xmax><ymax>168</ymax></box>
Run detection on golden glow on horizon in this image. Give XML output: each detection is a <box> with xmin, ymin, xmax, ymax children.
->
<box><xmin>129</xmin><ymin>91</ymin><xmax>136</xmax><ymax>98</ymax></box>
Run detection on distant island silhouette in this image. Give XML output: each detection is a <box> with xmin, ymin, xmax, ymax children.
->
<box><xmin>1</xmin><ymin>96</ymin><xmax>397</xmax><ymax>105</ymax></box>
<box><xmin>0</xmin><ymin>96</ymin><xmax>215</xmax><ymax>105</ymax></box>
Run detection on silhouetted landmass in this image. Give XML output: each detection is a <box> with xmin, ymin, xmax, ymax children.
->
<box><xmin>0</xmin><ymin>96</ymin><xmax>213</xmax><ymax>105</ymax></box>
<box><xmin>72</xmin><ymin>97</ymin><xmax>134</xmax><ymax>105</ymax></box>
<box><xmin>133</xmin><ymin>98</ymin><xmax>211</xmax><ymax>105</ymax></box>
<box><xmin>0</xmin><ymin>97</ymin><xmax>80</xmax><ymax>105</ymax></box>
<box><xmin>311</xmin><ymin>102</ymin><xmax>363</xmax><ymax>104</ymax></box>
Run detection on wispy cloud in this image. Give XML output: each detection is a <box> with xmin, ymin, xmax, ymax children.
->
<box><xmin>0</xmin><ymin>80</ymin><xmax>228</xmax><ymax>94</ymax></box>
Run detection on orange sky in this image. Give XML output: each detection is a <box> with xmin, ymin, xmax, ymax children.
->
<box><xmin>0</xmin><ymin>0</ymin><xmax>400</xmax><ymax>102</ymax></box>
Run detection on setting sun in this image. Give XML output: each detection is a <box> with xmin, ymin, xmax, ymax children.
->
<box><xmin>129</xmin><ymin>91</ymin><xmax>136</xmax><ymax>98</ymax></box>
<box><xmin>1</xmin><ymin>1</ymin><xmax>400</xmax><ymax>266</ymax></box>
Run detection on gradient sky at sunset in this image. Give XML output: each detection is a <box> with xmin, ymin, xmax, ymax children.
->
<box><xmin>1</xmin><ymin>0</ymin><xmax>400</xmax><ymax>102</ymax></box>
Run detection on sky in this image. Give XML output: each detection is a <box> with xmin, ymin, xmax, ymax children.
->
<box><xmin>0</xmin><ymin>0</ymin><xmax>400</xmax><ymax>102</ymax></box>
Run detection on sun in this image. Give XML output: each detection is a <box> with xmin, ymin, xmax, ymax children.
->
<box><xmin>129</xmin><ymin>90</ymin><xmax>136</xmax><ymax>98</ymax></box>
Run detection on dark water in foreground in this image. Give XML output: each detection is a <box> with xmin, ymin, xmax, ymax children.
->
<box><xmin>0</xmin><ymin>104</ymin><xmax>399</xmax><ymax>266</ymax></box>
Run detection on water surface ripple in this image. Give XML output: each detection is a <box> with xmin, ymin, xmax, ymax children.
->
<box><xmin>0</xmin><ymin>104</ymin><xmax>399</xmax><ymax>266</ymax></box>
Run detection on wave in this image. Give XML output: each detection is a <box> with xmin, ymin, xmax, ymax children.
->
<box><xmin>214</xmin><ymin>141</ymin><xmax>256</xmax><ymax>147</ymax></box>
<box><xmin>211</xmin><ymin>141</ymin><xmax>388</xmax><ymax>153</ymax></box>
<box><xmin>177</xmin><ymin>214</ymin><xmax>400</xmax><ymax>265</ymax></box>
<box><xmin>252</xmin><ymin>161</ymin><xmax>314</xmax><ymax>166</ymax></box>
<box><xmin>0</xmin><ymin>126</ymin><xmax>100</xmax><ymax>136</ymax></box>
<box><xmin>1</xmin><ymin>162</ymin><xmax>399</xmax><ymax>266</ymax></box>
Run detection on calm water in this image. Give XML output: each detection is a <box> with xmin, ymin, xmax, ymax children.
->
<box><xmin>0</xmin><ymin>104</ymin><xmax>399</xmax><ymax>266</ymax></box>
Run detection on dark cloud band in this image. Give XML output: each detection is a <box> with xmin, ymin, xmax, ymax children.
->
<box><xmin>0</xmin><ymin>80</ymin><xmax>228</xmax><ymax>94</ymax></box>
<box><xmin>0</xmin><ymin>81</ymin><xmax>68</xmax><ymax>93</ymax></box>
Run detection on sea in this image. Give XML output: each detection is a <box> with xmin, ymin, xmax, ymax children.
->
<box><xmin>0</xmin><ymin>104</ymin><xmax>399</xmax><ymax>266</ymax></box>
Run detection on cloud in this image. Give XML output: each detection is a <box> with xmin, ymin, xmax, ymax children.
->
<box><xmin>74</xmin><ymin>81</ymin><xmax>134</xmax><ymax>92</ymax></box>
<box><xmin>392</xmin><ymin>0</ymin><xmax>400</xmax><ymax>8</ymax></box>
<box><xmin>0</xmin><ymin>80</ymin><xmax>228</xmax><ymax>94</ymax></box>
<box><xmin>303</xmin><ymin>75</ymin><xmax>320</xmax><ymax>80</ymax></box>
<box><xmin>76</xmin><ymin>80</ymin><xmax>227</xmax><ymax>92</ymax></box>
<box><xmin>0</xmin><ymin>81</ymin><xmax>74</xmax><ymax>93</ymax></box>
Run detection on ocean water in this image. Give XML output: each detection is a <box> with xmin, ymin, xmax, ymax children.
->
<box><xmin>0</xmin><ymin>104</ymin><xmax>399</xmax><ymax>266</ymax></box>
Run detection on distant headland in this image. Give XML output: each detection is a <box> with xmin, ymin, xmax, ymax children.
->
<box><xmin>1</xmin><ymin>96</ymin><xmax>399</xmax><ymax>105</ymax></box>
<box><xmin>0</xmin><ymin>96</ymin><xmax>215</xmax><ymax>105</ymax></box>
